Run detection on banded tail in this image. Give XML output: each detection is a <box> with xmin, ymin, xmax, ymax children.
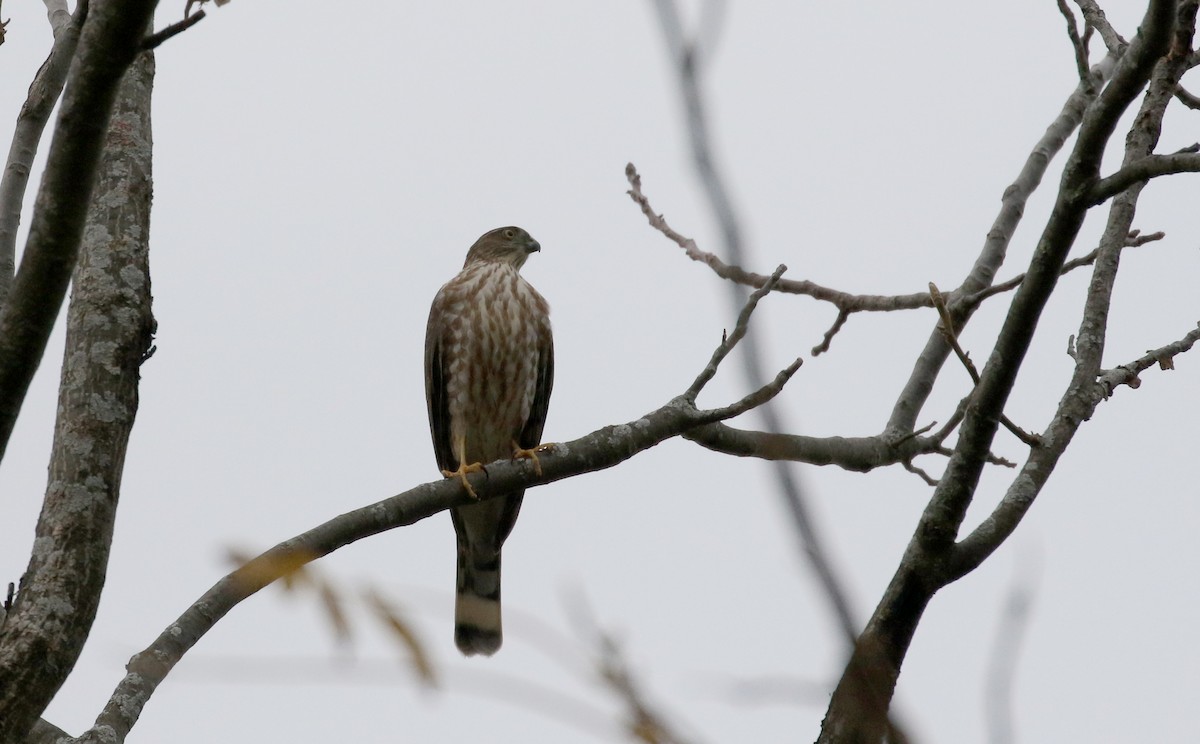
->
<box><xmin>455</xmin><ymin>546</ymin><xmax>503</xmax><ymax>656</ymax></box>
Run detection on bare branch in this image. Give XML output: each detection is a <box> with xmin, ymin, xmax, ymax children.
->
<box><xmin>963</xmin><ymin>229</ymin><xmax>1164</xmax><ymax>307</ymax></box>
<box><xmin>44</xmin><ymin>1</ymin><xmax>70</xmax><ymax>36</ymax></box>
<box><xmin>950</xmin><ymin>323</ymin><xmax>1200</xmax><ymax>583</ymax></box>
<box><xmin>811</xmin><ymin>307</ymin><xmax>849</xmax><ymax>356</ymax></box>
<box><xmin>1073</xmin><ymin>0</ymin><xmax>1127</xmax><ymax>53</ymax></box>
<box><xmin>901</xmin><ymin>459</ymin><xmax>939</xmax><ymax>487</ymax></box>
<box><xmin>1097</xmin><ymin>322</ymin><xmax>1200</xmax><ymax>396</ymax></box>
<box><xmin>141</xmin><ymin>9</ymin><xmax>206</xmax><ymax>50</ymax></box>
<box><xmin>69</xmin><ymin>320</ymin><xmax>797</xmax><ymax>744</ymax></box>
<box><xmin>820</xmin><ymin>3</ymin><xmax>1179</xmax><ymax>738</ymax></box>
<box><xmin>930</xmin><ymin>284</ymin><xmax>1041</xmax><ymax>448</ymax></box>
<box><xmin>1055</xmin><ymin>0</ymin><xmax>1092</xmax><ymax>81</ymax></box>
<box><xmin>949</xmin><ymin>2</ymin><xmax>1198</xmax><ymax>584</ymax></box>
<box><xmin>0</xmin><ymin>0</ymin><xmax>155</xmax><ymax>464</ymax></box>
<box><xmin>1174</xmin><ymin>83</ymin><xmax>1200</xmax><ymax>108</ymax></box>
<box><xmin>685</xmin><ymin>264</ymin><xmax>788</xmax><ymax>402</ymax></box>
<box><xmin>625</xmin><ymin>163</ymin><xmax>933</xmax><ymax>314</ymax></box>
<box><xmin>1088</xmin><ymin>148</ymin><xmax>1200</xmax><ymax>203</ymax></box>
<box><xmin>683</xmin><ymin>423</ymin><xmax>937</xmax><ymax>471</ymax></box>
<box><xmin>0</xmin><ymin>0</ymin><xmax>88</xmax><ymax>307</ymax></box>
<box><xmin>884</xmin><ymin>51</ymin><xmax>1118</xmax><ymax>436</ymax></box>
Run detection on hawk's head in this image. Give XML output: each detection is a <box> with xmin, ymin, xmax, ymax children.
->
<box><xmin>463</xmin><ymin>226</ymin><xmax>541</xmax><ymax>270</ymax></box>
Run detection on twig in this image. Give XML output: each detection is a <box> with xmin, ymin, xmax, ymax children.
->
<box><xmin>141</xmin><ymin>9</ymin><xmax>205</xmax><ymax>50</ymax></box>
<box><xmin>626</xmin><ymin>163</ymin><xmax>933</xmax><ymax>314</ymax></box>
<box><xmin>929</xmin><ymin>283</ymin><xmax>980</xmax><ymax>383</ymax></box>
<box><xmin>902</xmin><ymin>459</ymin><xmax>938</xmax><ymax>487</ymax></box>
<box><xmin>811</xmin><ymin>307</ymin><xmax>850</xmax><ymax>356</ymax></box>
<box><xmin>1174</xmin><ymin>84</ymin><xmax>1200</xmax><ymax>109</ymax></box>
<box><xmin>889</xmin><ymin>420</ymin><xmax>938</xmax><ymax>448</ymax></box>
<box><xmin>929</xmin><ymin>284</ymin><xmax>1041</xmax><ymax>447</ymax></box>
<box><xmin>1097</xmin><ymin>322</ymin><xmax>1200</xmax><ymax>397</ymax></box>
<box><xmin>685</xmin><ymin>264</ymin><xmax>788</xmax><ymax>402</ymax></box>
<box><xmin>963</xmin><ymin>229</ymin><xmax>1163</xmax><ymax>308</ymax></box>
<box><xmin>1055</xmin><ymin>0</ymin><xmax>1092</xmax><ymax>82</ymax></box>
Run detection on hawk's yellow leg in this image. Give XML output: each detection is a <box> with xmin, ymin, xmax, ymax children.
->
<box><xmin>442</xmin><ymin>435</ymin><xmax>484</xmax><ymax>499</ymax></box>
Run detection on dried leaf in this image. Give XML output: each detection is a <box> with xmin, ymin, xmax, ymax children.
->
<box><xmin>226</xmin><ymin>547</ymin><xmax>315</xmax><ymax>592</ymax></box>
<box><xmin>315</xmin><ymin>579</ymin><xmax>353</xmax><ymax>646</ymax></box>
<box><xmin>363</xmin><ymin>589</ymin><xmax>438</xmax><ymax>689</ymax></box>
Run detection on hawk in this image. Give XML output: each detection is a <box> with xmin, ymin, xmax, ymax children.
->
<box><xmin>424</xmin><ymin>226</ymin><xmax>554</xmax><ymax>656</ymax></box>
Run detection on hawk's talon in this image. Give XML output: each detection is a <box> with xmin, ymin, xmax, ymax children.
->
<box><xmin>442</xmin><ymin>462</ymin><xmax>485</xmax><ymax>499</ymax></box>
<box><xmin>512</xmin><ymin>441</ymin><xmax>555</xmax><ymax>477</ymax></box>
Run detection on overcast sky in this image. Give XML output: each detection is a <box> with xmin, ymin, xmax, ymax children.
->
<box><xmin>2</xmin><ymin>1</ymin><xmax>1197</xmax><ymax>742</ymax></box>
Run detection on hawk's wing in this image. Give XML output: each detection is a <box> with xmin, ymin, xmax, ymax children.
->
<box><xmin>425</xmin><ymin>291</ymin><xmax>457</xmax><ymax>474</ymax></box>
<box><xmin>519</xmin><ymin>326</ymin><xmax>553</xmax><ymax>450</ymax></box>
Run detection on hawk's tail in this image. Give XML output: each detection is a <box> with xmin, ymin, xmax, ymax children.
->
<box><xmin>455</xmin><ymin>547</ymin><xmax>503</xmax><ymax>656</ymax></box>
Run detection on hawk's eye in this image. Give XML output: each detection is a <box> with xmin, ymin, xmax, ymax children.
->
<box><xmin>503</xmin><ymin>228</ymin><xmax>516</xmax><ymax>239</ymax></box>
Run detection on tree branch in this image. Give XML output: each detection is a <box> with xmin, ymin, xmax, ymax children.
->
<box><xmin>819</xmin><ymin>2</ymin><xmax>1178</xmax><ymax>740</ymax></box>
<box><xmin>884</xmin><ymin>50</ymin><xmax>1118</xmax><ymax>436</ymax></box>
<box><xmin>140</xmin><ymin>8</ymin><xmax>205</xmax><ymax>50</ymax></box>
<box><xmin>68</xmin><ymin>267</ymin><xmax>799</xmax><ymax>744</ymax></box>
<box><xmin>952</xmin><ymin>322</ymin><xmax>1200</xmax><ymax>581</ymax></box>
<box><xmin>685</xmin><ymin>264</ymin><xmax>789</xmax><ymax>401</ymax></box>
<box><xmin>0</xmin><ymin>0</ymin><xmax>88</xmax><ymax>307</ymax></box>
<box><xmin>948</xmin><ymin>0</ymin><xmax>1198</xmax><ymax>585</ymax></box>
<box><xmin>1073</xmin><ymin>0</ymin><xmax>1127</xmax><ymax>53</ymax></box>
<box><xmin>625</xmin><ymin>162</ymin><xmax>934</xmax><ymax>315</ymax></box>
<box><xmin>1055</xmin><ymin>0</ymin><xmax>1092</xmax><ymax>82</ymax></box>
<box><xmin>1174</xmin><ymin>83</ymin><xmax>1200</xmax><ymax>108</ymax></box>
<box><xmin>1087</xmin><ymin>148</ymin><xmax>1200</xmax><ymax>203</ymax></box>
<box><xmin>0</xmin><ymin>0</ymin><xmax>157</xmax><ymax>465</ymax></box>
<box><xmin>682</xmin><ymin>423</ymin><xmax>942</xmax><ymax>471</ymax></box>
<box><xmin>962</xmin><ymin>228</ymin><xmax>1163</xmax><ymax>307</ymax></box>
<box><xmin>0</xmin><ymin>20</ymin><xmax>156</xmax><ymax>744</ymax></box>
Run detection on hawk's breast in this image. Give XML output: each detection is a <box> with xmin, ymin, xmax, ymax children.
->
<box><xmin>440</xmin><ymin>262</ymin><xmax>548</xmax><ymax>464</ymax></box>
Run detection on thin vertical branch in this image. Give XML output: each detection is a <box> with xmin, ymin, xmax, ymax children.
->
<box><xmin>0</xmin><ymin>0</ymin><xmax>88</xmax><ymax>307</ymax></box>
<box><xmin>0</xmin><ymin>0</ymin><xmax>155</xmax><ymax>465</ymax></box>
<box><xmin>648</xmin><ymin>0</ymin><xmax>864</xmax><ymax>657</ymax></box>
<box><xmin>984</xmin><ymin>550</ymin><xmax>1041</xmax><ymax>744</ymax></box>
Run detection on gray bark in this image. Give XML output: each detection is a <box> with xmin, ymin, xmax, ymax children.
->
<box><xmin>0</xmin><ymin>19</ymin><xmax>156</xmax><ymax>743</ymax></box>
<box><xmin>0</xmin><ymin>0</ymin><xmax>156</xmax><ymax>462</ymax></box>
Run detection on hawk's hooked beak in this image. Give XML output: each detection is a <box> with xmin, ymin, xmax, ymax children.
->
<box><xmin>525</xmin><ymin>238</ymin><xmax>541</xmax><ymax>254</ymax></box>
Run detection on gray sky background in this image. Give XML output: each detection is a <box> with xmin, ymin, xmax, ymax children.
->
<box><xmin>1</xmin><ymin>1</ymin><xmax>1197</xmax><ymax>742</ymax></box>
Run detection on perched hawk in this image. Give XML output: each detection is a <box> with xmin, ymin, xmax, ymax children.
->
<box><xmin>424</xmin><ymin>226</ymin><xmax>554</xmax><ymax>656</ymax></box>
